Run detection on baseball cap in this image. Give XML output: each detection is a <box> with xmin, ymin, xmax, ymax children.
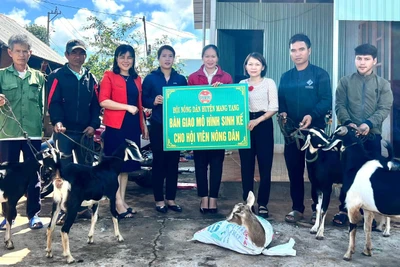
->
<box><xmin>65</xmin><ymin>39</ymin><xmax>87</xmax><ymax>53</ymax></box>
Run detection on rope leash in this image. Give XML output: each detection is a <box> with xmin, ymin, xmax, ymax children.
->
<box><xmin>277</xmin><ymin>114</ymin><xmax>306</xmax><ymax>150</ymax></box>
<box><xmin>0</xmin><ymin>96</ymin><xmax>99</xmax><ymax>164</ymax></box>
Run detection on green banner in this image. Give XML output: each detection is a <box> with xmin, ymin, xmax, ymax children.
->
<box><xmin>163</xmin><ymin>84</ymin><xmax>250</xmax><ymax>151</ymax></box>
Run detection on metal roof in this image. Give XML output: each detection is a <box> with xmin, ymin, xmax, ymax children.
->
<box><xmin>0</xmin><ymin>14</ymin><xmax>66</xmax><ymax>65</ymax></box>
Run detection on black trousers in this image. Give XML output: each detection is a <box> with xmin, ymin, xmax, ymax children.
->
<box><xmin>0</xmin><ymin>140</ymin><xmax>41</xmax><ymax>219</ymax></box>
<box><xmin>338</xmin><ymin>134</ymin><xmax>383</xmax><ymax>212</ymax></box>
<box><xmin>150</xmin><ymin>120</ymin><xmax>180</xmax><ymax>202</ymax></box>
<box><xmin>284</xmin><ymin>140</ymin><xmax>318</xmax><ymax>214</ymax></box>
<box><xmin>194</xmin><ymin>149</ymin><xmax>225</xmax><ymax>198</ymax></box>
<box><xmin>239</xmin><ymin>113</ymin><xmax>274</xmax><ymax>207</ymax></box>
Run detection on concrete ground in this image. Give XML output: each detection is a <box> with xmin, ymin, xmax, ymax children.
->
<box><xmin>1</xmin><ymin>151</ymin><xmax>399</xmax><ymax>267</ymax></box>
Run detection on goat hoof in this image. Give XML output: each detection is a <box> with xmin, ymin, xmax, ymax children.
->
<box><xmin>5</xmin><ymin>240</ymin><xmax>14</xmax><ymax>250</ymax></box>
<box><xmin>87</xmin><ymin>236</ymin><xmax>94</xmax><ymax>244</ymax></box>
<box><xmin>383</xmin><ymin>233</ymin><xmax>390</xmax><ymax>238</ymax></box>
<box><xmin>310</xmin><ymin>229</ymin><xmax>317</xmax><ymax>234</ymax></box>
<box><xmin>362</xmin><ymin>250</ymin><xmax>372</xmax><ymax>257</ymax></box>
<box><xmin>316</xmin><ymin>235</ymin><xmax>324</xmax><ymax>240</ymax></box>
<box><xmin>46</xmin><ymin>252</ymin><xmax>53</xmax><ymax>258</ymax></box>
<box><xmin>343</xmin><ymin>255</ymin><xmax>352</xmax><ymax>261</ymax></box>
<box><xmin>66</xmin><ymin>256</ymin><xmax>75</xmax><ymax>264</ymax></box>
<box><xmin>117</xmin><ymin>236</ymin><xmax>124</xmax><ymax>243</ymax></box>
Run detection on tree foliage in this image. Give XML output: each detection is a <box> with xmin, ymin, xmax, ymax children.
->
<box><xmin>25</xmin><ymin>24</ymin><xmax>48</xmax><ymax>44</ymax></box>
<box><xmin>82</xmin><ymin>16</ymin><xmax>183</xmax><ymax>80</ymax></box>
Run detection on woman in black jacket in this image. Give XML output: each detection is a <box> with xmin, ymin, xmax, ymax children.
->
<box><xmin>142</xmin><ymin>45</ymin><xmax>187</xmax><ymax>213</ymax></box>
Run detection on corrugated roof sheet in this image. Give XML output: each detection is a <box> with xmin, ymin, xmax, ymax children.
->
<box><xmin>0</xmin><ymin>14</ymin><xmax>66</xmax><ymax>65</ymax></box>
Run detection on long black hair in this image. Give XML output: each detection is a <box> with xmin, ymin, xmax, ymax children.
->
<box><xmin>112</xmin><ymin>44</ymin><xmax>138</xmax><ymax>78</ymax></box>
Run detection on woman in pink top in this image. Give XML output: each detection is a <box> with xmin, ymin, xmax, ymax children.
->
<box><xmin>239</xmin><ymin>52</ymin><xmax>278</xmax><ymax>218</ymax></box>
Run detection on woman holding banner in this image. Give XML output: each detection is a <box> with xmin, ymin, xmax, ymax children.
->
<box><xmin>188</xmin><ymin>44</ymin><xmax>233</xmax><ymax>214</ymax></box>
<box><xmin>142</xmin><ymin>45</ymin><xmax>187</xmax><ymax>213</ymax></box>
<box><xmin>239</xmin><ymin>52</ymin><xmax>278</xmax><ymax>218</ymax></box>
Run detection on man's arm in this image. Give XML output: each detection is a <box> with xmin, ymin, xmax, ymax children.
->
<box><xmin>89</xmin><ymin>75</ymin><xmax>101</xmax><ymax>130</ymax></box>
<box><xmin>310</xmin><ymin>71</ymin><xmax>332</xmax><ymax>121</ymax></box>
<box><xmin>47</xmin><ymin>72</ymin><xmax>65</xmax><ymax>127</ymax></box>
<box><xmin>335</xmin><ymin>78</ymin><xmax>352</xmax><ymax>125</ymax></box>
<box><xmin>364</xmin><ymin>81</ymin><xmax>393</xmax><ymax>129</ymax></box>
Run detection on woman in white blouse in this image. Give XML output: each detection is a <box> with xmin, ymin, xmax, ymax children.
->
<box><xmin>239</xmin><ymin>52</ymin><xmax>278</xmax><ymax>218</ymax></box>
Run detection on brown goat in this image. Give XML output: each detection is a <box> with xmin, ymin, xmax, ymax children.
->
<box><xmin>226</xmin><ymin>191</ymin><xmax>265</xmax><ymax>247</ymax></box>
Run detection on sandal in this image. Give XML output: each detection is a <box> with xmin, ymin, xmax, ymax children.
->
<box><xmin>118</xmin><ymin>210</ymin><xmax>135</xmax><ymax>220</ymax></box>
<box><xmin>0</xmin><ymin>218</ymin><xmax>14</xmax><ymax>231</ymax></box>
<box><xmin>332</xmin><ymin>212</ymin><xmax>348</xmax><ymax>227</ymax></box>
<box><xmin>127</xmin><ymin>207</ymin><xmax>137</xmax><ymax>214</ymax></box>
<box><xmin>29</xmin><ymin>216</ymin><xmax>43</xmax><ymax>230</ymax></box>
<box><xmin>258</xmin><ymin>206</ymin><xmax>269</xmax><ymax>219</ymax></box>
<box><xmin>285</xmin><ymin>210</ymin><xmax>303</xmax><ymax>223</ymax></box>
<box><xmin>310</xmin><ymin>211</ymin><xmax>317</xmax><ymax>224</ymax></box>
<box><xmin>56</xmin><ymin>211</ymin><xmax>66</xmax><ymax>226</ymax></box>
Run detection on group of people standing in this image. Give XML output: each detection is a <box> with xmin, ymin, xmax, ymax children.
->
<box><xmin>0</xmin><ymin>31</ymin><xmax>393</xmax><ymax>229</ymax></box>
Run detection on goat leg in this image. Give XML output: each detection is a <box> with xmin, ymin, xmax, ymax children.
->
<box><xmin>46</xmin><ymin>203</ymin><xmax>61</xmax><ymax>258</ymax></box>
<box><xmin>4</xmin><ymin>220</ymin><xmax>14</xmax><ymax>250</ymax></box>
<box><xmin>310</xmin><ymin>194</ymin><xmax>322</xmax><ymax>235</ymax></box>
<box><xmin>61</xmin><ymin>231</ymin><xmax>75</xmax><ymax>264</ymax></box>
<box><xmin>88</xmin><ymin>205</ymin><xmax>98</xmax><ymax>244</ymax></box>
<box><xmin>344</xmin><ymin>222</ymin><xmax>357</xmax><ymax>261</ymax></box>
<box><xmin>362</xmin><ymin>211</ymin><xmax>373</xmax><ymax>257</ymax></box>
<box><xmin>383</xmin><ymin>217</ymin><xmax>391</xmax><ymax>237</ymax></box>
<box><xmin>4</xmin><ymin>202</ymin><xmax>16</xmax><ymax>250</ymax></box>
<box><xmin>109</xmin><ymin>197</ymin><xmax>124</xmax><ymax>242</ymax></box>
<box><xmin>316</xmin><ymin>212</ymin><xmax>327</xmax><ymax>240</ymax></box>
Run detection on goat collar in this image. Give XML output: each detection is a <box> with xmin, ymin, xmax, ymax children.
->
<box><xmin>306</xmin><ymin>151</ymin><xmax>318</xmax><ymax>163</ymax></box>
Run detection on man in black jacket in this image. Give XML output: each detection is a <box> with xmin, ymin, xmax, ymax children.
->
<box><xmin>47</xmin><ymin>39</ymin><xmax>101</xmax><ymax>222</ymax></box>
<box><xmin>278</xmin><ymin>33</ymin><xmax>332</xmax><ymax>223</ymax></box>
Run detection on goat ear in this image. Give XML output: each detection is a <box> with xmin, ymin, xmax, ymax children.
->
<box><xmin>300</xmin><ymin>134</ymin><xmax>311</xmax><ymax>151</ymax></box>
<box><xmin>323</xmin><ymin>139</ymin><xmax>342</xmax><ymax>151</ymax></box>
<box><xmin>246</xmin><ymin>191</ymin><xmax>255</xmax><ymax>207</ymax></box>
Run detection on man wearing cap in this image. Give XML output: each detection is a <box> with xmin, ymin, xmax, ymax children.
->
<box><xmin>0</xmin><ymin>34</ymin><xmax>45</xmax><ymax>230</ymax></box>
<box><xmin>47</xmin><ymin>39</ymin><xmax>101</xmax><ymax>223</ymax></box>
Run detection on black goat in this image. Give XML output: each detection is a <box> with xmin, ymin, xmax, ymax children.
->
<box><xmin>300</xmin><ymin>128</ymin><xmax>342</xmax><ymax>240</ymax></box>
<box><xmin>45</xmin><ymin>139</ymin><xmax>143</xmax><ymax>264</ymax></box>
<box><xmin>324</xmin><ymin>126</ymin><xmax>400</xmax><ymax>261</ymax></box>
<box><xmin>0</xmin><ymin>147</ymin><xmax>58</xmax><ymax>250</ymax></box>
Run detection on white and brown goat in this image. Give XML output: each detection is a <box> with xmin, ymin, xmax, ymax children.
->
<box><xmin>226</xmin><ymin>191</ymin><xmax>265</xmax><ymax>247</ymax></box>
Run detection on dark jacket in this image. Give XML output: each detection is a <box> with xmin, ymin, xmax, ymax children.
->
<box><xmin>142</xmin><ymin>67</ymin><xmax>187</xmax><ymax>124</ymax></box>
<box><xmin>187</xmin><ymin>65</ymin><xmax>232</xmax><ymax>85</ymax></box>
<box><xmin>278</xmin><ymin>63</ymin><xmax>332</xmax><ymax>129</ymax></box>
<box><xmin>335</xmin><ymin>72</ymin><xmax>393</xmax><ymax>134</ymax></box>
<box><xmin>47</xmin><ymin>64</ymin><xmax>101</xmax><ymax>132</ymax></box>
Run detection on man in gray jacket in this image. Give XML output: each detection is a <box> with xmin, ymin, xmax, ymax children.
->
<box><xmin>333</xmin><ymin>43</ymin><xmax>393</xmax><ymax>226</ymax></box>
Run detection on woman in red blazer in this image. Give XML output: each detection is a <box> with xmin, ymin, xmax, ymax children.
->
<box><xmin>99</xmin><ymin>44</ymin><xmax>148</xmax><ymax>219</ymax></box>
<box><xmin>188</xmin><ymin>44</ymin><xmax>232</xmax><ymax>214</ymax></box>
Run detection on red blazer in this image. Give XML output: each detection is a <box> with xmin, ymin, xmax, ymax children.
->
<box><xmin>188</xmin><ymin>65</ymin><xmax>233</xmax><ymax>85</ymax></box>
<box><xmin>99</xmin><ymin>70</ymin><xmax>144</xmax><ymax>131</ymax></box>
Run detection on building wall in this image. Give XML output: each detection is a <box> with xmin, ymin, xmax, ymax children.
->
<box><xmin>216</xmin><ymin>2</ymin><xmax>334</xmax><ymax>147</ymax></box>
<box><xmin>0</xmin><ymin>48</ymin><xmax>12</xmax><ymax>68</ymax></box>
